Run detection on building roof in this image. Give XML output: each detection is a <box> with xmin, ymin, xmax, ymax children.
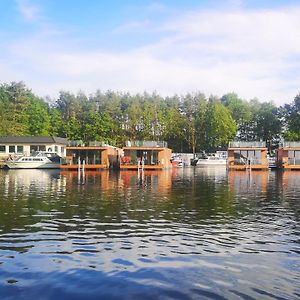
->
<box><xmin>0</xmin><ymin>136</ymin><xmax>68</xmax><ymax>145</ymax></box>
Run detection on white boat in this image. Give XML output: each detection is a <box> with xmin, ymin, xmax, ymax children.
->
<box><xmin>171</xmin><ymin>155</ymin><xmax>184</xmax><ymax>167</ymax></box>
<box><xmin>4</xmin><ymin>151</ymin><xmax>61</xmax><ymax>169</ymax></box>
<box><xmin>196</xmin><ymin>156</ymin><xmax>227</xmax><ymax>166</ymax></box>
<box><xmin>191</xmin><ymin>151</ymin><xmax>227</xmax><ymax>166</ymax></box>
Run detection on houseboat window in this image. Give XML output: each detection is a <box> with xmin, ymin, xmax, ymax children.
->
<box><xmin>0</xmin><ymin>145</ymin><xmax>5</xmax><ymax>152</ymax></box>
<box><xmin>9</xmin><ymin>145</ymin><xmax>15</xmax><ymax>153</ymax></box>
<box><xmin>17</xmin><ymin>146</ymin><xmax>23</xmax><ymax>153</ymax></box>
<box><xmin>240</xmin><ymin>150</ymin><xmax>247</xmax><ymax>158</ymax></box>
<box><xmin>55</xmin><ymin>146</ymin><xmax>58</xmax><ymax>152</ymax></box>
<box><xmin>255</xmin><ymin>151</ymin><xmax>261</xmax><ymax>159</ymax></box>
<box><xmin>247</xmin><ymin>150</ymin><xmax>255</xmax><ymax>158</ymax></box>
<box><xmin>233</xmin><ymin>150</ymin><xmax>241</xmax><ymax>158</ymax></box>
<box><xmin>30</xmin><ymin>145</ymin><xmax>46</xmax><ymax>152</ymax></box>
<box><xmin>288</xmin><ymin>150</ymin><xmax>295</xmax><ymax>158</ymax></box>
<box><xmin>61</xmin><ymin>146</ymin><xmax>65</xmax><ymax>154</ymax></box>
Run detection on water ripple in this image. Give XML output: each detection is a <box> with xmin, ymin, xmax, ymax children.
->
<box><xmin>0</xmin><ymin>169</ymin><xmax>299</xmax><ymax>299</ymax></box>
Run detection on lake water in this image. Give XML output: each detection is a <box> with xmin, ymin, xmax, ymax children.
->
<box><xmin>0</xmin><ymin>167</ymin><xmax>299</xmax><ymax>300</ymax></box>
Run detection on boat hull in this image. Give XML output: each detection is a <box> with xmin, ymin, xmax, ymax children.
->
<box><xmin>196</xmin><ymin>159</ymin><xmax>227</xmax><ymax>166</ymax></box>
<box><xmin>5</xmin><ymin>162</ymin><xmax>60</xmax><ymax>169</ymax></box>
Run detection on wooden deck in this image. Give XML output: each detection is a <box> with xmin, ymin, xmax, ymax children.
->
<box><xmin>60</xmin><ymin>164</ymin><xmax>108</xmax><ymax>170</ymax></box>
<box><xmin>281</xmin><ymin>165</ymin><xmax>300</xmax><ymax>170</ymax></box>
<box><xmin>228</xmin><ymin>164</ymin><xmax>269</xmax><ymax>170</ymax></box>
<box><xmin>120</xmin><ymin>164</ymin><xmax>168</xmax><ymax>170</ymax></box>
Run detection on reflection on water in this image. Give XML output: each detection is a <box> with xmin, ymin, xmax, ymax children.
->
<box><xmin>0</xmin><ymin>168</ymin><xmax>299</xmax><ymax>300</ymax></box>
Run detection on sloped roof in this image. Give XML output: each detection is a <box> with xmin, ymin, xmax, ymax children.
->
<box><xmin>0</xmin><ymin>136</ymin><xmax>68</xmax><ymax>145</ymax></box>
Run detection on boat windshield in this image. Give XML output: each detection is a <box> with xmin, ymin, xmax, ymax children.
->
<box><xmin>34</xmin><ymin>151</ymin><xmax>60</xmax><ymax>158</ymax></box>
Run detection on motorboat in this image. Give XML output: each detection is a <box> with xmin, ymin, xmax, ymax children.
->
<box><xmin>4</xmin><ymin>151</ymin><xmax>61</xmax><ymax>169</ymax></box>
<box><xmin>191</xmin><ymin>151</ymin><xmax>227</xmax><ymax>166</ymax></box>
<box><xmin>171</xmin><ymin>155</ymin><xmax>184</xmax><ymax>167</ymax></box>
<box><xmin>195</xmin><ymin>156</ymin><xmax>227</xmax><ymax>166</ymax></box>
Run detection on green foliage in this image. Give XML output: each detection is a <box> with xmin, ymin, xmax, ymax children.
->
<box><xmin>25</xmin><ymin>98</ymin><xmax>50</xmax><ymax>135</ymax></box>
<box><xmin>0</xmin><ymin>81</ymin><xmax>299</xmax><ymax>151</ymax></box>
<box><xmin>283</xmin><ymin>94</ymin><xmax>300</xmax><ymax>141</ymax></box>
<box><xmin>204</xmin><ymin>97</ymin><xmax>237</xmax><ymax>151</ymax></box>
<box><xmin>221</xmin><ymin>93</ymin><xmax>252</xmax><ymax>140</ymax></box>
<box><xmin>255</xmin><ymin>102</ymin><xmax>282</xmax><ymax>149</ymax></box>
<box><xmin>0</xmin><ymin>82</ymin><xmax>38</xmax><ymax>135</ymax></box>
<box><xmin>48</xmin><ymin>108</ymin><xmax>64</xmax><ymax>137</ymax></box>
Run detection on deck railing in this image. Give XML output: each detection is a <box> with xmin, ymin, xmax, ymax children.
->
<box><xmin>233</xmin><ymin>158</ymin><xmax>263</xmax><ymax>165</ymax></box>
<box><xmin>88</xmin><ymin>141</ymin><xmax>106</xmax><ymax>147</ymax></box>
<box><xmin>229</xmin><ymin>141</ymin><xmax>266</xmax><ymax>148</ymax></box>
<box><xmin>67</xmin><ymin>140</ymin><xmax>84</xmax><ymax>147</ymax></box>
<box><xmin>283</xmin><ymin>141</ymin><xmax>300</xmax><ymax>148</ymax></box>
<box><xmin>67</xmin><ymin>140</ymin><xmax>108</xmax><ymax>147</ymax></box>
<box><xmin>121</xmin><ymin>157</ymin><xmax>159</xmax><ymax>165</ymax></box>
<box><xmin>288</xmin><ymin>158</ymin><xmax>300</xmax><ymax>165</ymax></box>
<box><xmin>125</xmin><ymin>141</ymin><xmax>168</xmax><ymax>148</ymax></box>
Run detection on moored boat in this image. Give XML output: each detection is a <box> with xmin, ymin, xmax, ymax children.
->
<box><xmin>195</xmin><ymin>156</ymin><xmax>227</xmax><ymax>166</ymax></box>
<box><xmin>171</xmin><ymin>155</ymin><xmax>184</xmax><ymax>167</ymax></box>
<box><xmin>4</xmin><ymin>151</ymin><xmax>61</xmax><ymax>169</ymax></box>
<box><xmin>191</xmin><ymin>151</ymin><xmax>227</xmax><ymax>166</ymax></box>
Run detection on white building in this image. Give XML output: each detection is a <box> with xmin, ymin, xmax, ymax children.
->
<box><xmin>0</xmin><ymin>136</ymin><xmax>68</xmax><ymax>158</ymax></box>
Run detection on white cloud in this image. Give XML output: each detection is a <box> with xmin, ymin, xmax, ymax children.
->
<box><xmin>145</xmin><ymin>2</ymin><xmax>167</xmax><ymax>13</ymax></box>
<box><xmin>16</xmin><ymin>0</ymin><xmax>41</xmax><ymax>22</ymax></box>
<box><xmin>2</xmin><ymin>4</ymin><xmax>300</xmax><ymax>104</ymax></box>
<box><xmin>112</xmin><ymin>20</ymin><xmax>152</xmax><ymax>34</ymax></box>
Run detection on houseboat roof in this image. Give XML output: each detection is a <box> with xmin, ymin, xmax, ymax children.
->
<box><xmin>0</xmin><ymin>136</ymin><xmax>68</xmax><ymax>145</ymax></box>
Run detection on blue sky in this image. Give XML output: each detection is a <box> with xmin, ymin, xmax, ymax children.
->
<box><xmin>1</xmin><ymin>0</ymin><xmax>300</xmax><ymax>104</ymax></box>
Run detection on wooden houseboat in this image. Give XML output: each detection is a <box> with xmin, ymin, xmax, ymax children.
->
<box><xmin>120</xmin><ymin>141</ymin><xmax>172</xmax><ymax>170</ymax></box>
<box><xmin>227</xmin><ymin>141</ymin><xmax>268</xmax><ymax>170</ymax></box>
<box><xmin>276</xmin><ymin>141</ymin><xmax>300</xmax><ymax>170</ymax></box>
<box><xmin>61</xmin><ymin>141</ymin><xmax>120</xmax><ymax>170</ymax></box>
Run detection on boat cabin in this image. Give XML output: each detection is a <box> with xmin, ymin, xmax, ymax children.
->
<box><xmin>61</xmin><ymin>141</ymin><xmax>120</xmax><ymax>170</ymax></box>
<box><xmin>227</xmin><ymin>141</ymin><xmax>268</xmax><ymax>170</ymax></box>
<box><xmin>120</xmin><ymin>141</ymin><xmax>172</xmax><ymax>170</ymax></box>
<box><xmin>0</xmin><ymin>136</ymin><xmax>67</xmax><ymax>160</ymax></box>
<box><xmin>276</xmin><ymin>141</ymin><xmax>300</xmax><ymax>170</ymax></box>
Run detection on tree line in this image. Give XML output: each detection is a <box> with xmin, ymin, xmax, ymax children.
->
<box><xmin>0</xmin><ymin>81</ymin><xmax>299</xmax><ymax>153</ymax></box>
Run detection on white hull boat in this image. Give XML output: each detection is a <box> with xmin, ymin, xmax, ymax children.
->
<box><xmin>196</xmin><ymin>157</ymin><xmax>227</xmax><ymax>166</ymax></box>
<box><xmin>191</xmin><ymin>151</ymin><xmax>227</xmax><ymax>166</ymax></box>
<box><xmin>5</xmin><ymin>151</ymin><xmax>61</xmax><ymax>169</ymax></box>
